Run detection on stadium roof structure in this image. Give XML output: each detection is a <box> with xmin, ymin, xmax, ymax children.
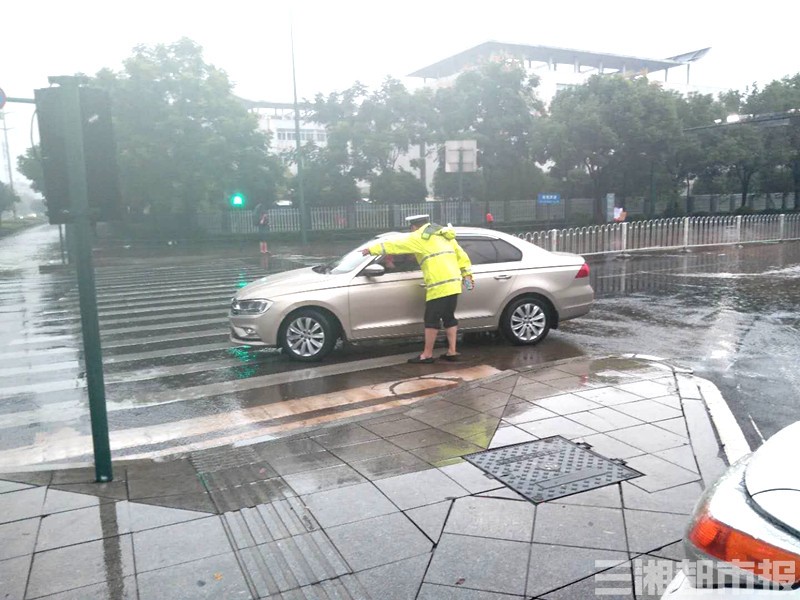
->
<box><xmin>408</xmin><ymin>41</ymin><xmax>710</xmax><ymax>81</ymax></box>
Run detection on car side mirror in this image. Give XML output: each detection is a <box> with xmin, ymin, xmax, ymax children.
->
<box><xmin>361</xmin><ymin>263</ymin><xmax>385</xmax><ymax>277</ymax></box>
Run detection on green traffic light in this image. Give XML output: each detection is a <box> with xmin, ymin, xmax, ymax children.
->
<box><xmin>230</xmin><ymin>193</ymin><xmax>246</xmax><ymax>207</ymax></box>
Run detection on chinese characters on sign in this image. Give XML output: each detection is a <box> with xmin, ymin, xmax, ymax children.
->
<box><xmin>537</xmin><ymin>193</ymin><xmax>561</xmax><ymax>205</ymax></box>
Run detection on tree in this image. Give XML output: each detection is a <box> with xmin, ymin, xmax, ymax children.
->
<box><xmin>369</xmin><ymin>169</ymin><xmax>427</xmax><ymax>204</ymax></box>
<box><xmin>433</xmin><ymin>61</ymin><xmax>545</xmax><ymax>202</ymax></box>
<box><xmin>0</xmin><ymin>181</ymin><xmax>20</xmax><ymax>225</ymax></box>
<box><xmin>543</xmin><ymin>75</ymin><xmax>683</xmax><ymax>220</ymax></box>
<box><xmin>17</xmin><ymin>147</ymin><xmax>44</xmax><ymax>194</ymax></box>
<box><xmin>59</xmin><ymin>38</ymin><xmax>285</xmax><ymax>216</ymax></box>
<box><xmin>309</xmin><ymin>78</ymin><xmax>434</xmax><ymax>193</ymax></box>
<box><xmin>291</xmin><ymin>145</ymin><xmax>360</xmax><ymax>207</ymax></box>
<box><xmin>672</xmin><ymin>93</ymin><xmax>725</xmax><ymax>212</ymax></box>
<box><xmin>746</xmin><ymin>75</ymin><xmax>800</xmax><ymax>209</ymax></box>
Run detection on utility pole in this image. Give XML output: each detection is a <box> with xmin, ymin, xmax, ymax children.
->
<box><xmin>0</xmin><ymin>110</ymin><xmax>17</xmax><ymax>217</ymax></box>
<box><xmin>290</xmin><ymin>21</ymin><xmax>308</xmax><ymax>245</ymax></box>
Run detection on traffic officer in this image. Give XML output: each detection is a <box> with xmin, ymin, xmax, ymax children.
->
<box><xmin>361</xmin><ymin>214</ymin><xmax>474</xmax><ymax>363</ymax></box>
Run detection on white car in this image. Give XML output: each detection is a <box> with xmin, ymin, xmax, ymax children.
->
<box><xmin>230</xmin><ymin>227</ymin><xmax>593</xmax><ymax>361</ymax></box>
<box><xmin>663</xmin><ymin>422</ymin><xmax>800</xmax><ymax>598</ymax></box>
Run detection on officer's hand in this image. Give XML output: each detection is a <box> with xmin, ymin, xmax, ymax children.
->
<box><xmin>360</xmin><ymin>248</ymin><xmax>371</xmax><ymax>256</ymax></box>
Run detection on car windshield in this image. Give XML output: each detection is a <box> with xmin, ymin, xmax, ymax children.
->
<box><xmin>319</xmin><ymin>235</ymin><xmax>404</xmax><ymax>274</ymax></box>
<box><xmin>328</xmin><ymin>248</ymin><xmax>369</xmax><ymax>274</ymax></box>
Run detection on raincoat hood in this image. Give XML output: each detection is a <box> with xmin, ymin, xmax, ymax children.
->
<box><xmin>419</xmin><ymin>223</ymin><xmax>457</xmax><ymax>241</ymax></box>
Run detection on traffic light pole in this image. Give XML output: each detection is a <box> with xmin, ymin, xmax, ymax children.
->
<box><xmin>54</xmin><ymin>76</ymin><xmax>113</xmax><ymax>482</ymax></box>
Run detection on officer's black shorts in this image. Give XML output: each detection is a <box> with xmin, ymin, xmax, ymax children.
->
<box><xmin>424</xmin><ymin>294</ymin><xmax>459</xmax><ymax>329</ymax></box>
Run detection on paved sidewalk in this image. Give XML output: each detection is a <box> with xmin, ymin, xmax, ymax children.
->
<box><xmin>0</xmin><ymin>355</ymin><xmax>730</xmax><ymax>599</ymax></box>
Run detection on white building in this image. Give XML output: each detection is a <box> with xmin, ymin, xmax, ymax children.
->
<box><xmin>243</xmin><ymin>100</ymin><xmax>328</xmax><ymax>161</ymax></box>
<box><xmin>408</xmin><ymin>41</ymin><xmax>711</xmax><ymax>103</ymax></box>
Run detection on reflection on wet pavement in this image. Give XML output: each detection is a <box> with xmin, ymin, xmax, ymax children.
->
<box><xmin>1</xmin><ymin>225</ymin><xmax>798</xmax><ymax>468</ymax></box>
<box><xmin>575</xmin><ymin>241</ymin><xmax>800</xmax><ymax>446</ymax></box>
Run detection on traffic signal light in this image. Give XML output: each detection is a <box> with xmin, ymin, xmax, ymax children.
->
<box><xmin>35</xmin><ymin>86</ymin><xmax>121</xmax><ymax>225</ymax></box>
<box><xmin>230</xmin><ymin>192</ymin><xmax>246</xmax><ymax>208</ymax></box>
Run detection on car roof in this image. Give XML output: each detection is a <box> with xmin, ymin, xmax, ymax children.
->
<box><xmin>375</xmin><ymin>226</ymin><xmax>507</xmax><ymax>240</ymax></box>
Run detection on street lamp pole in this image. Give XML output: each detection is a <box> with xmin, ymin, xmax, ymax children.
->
<box><xmin>1</xmin><ymin>111</ymin><xmax>17</xmax><ymax>217</ymax></box>
<box><xmin>290</xmin><ymin>21</ymin><xmax>308</xmax><ymax>245</ymax></box>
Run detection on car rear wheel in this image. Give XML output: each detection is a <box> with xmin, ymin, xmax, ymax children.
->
<box><xmin>279</xmin><ymin>309</ymin><xmax>337</xmax><ymax>362</ymax></box>
<box><xmin>501</xmin><ymin>297</ymin><xmax>551</xmax><ymax>345</ymax></box>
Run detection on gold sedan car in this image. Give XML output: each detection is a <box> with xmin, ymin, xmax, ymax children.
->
<box><xmin>230</xmin><ymin>228</ymin><xmax>593</xmax><ymax>361</ymax></box>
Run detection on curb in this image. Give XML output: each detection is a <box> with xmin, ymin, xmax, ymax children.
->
<box><xmin>619</xmin><ymin>354</ymin><xmax>751</xmax><ymax>465</ymax></box>
<box><xmin>693</xmin><ymin>376</ymin><xmax>752</xmax><ymax>463</ymax></box>
<box><xmin>616</xmin><ymin>354</ymin><xmax>751</xmax><ymax>485</ymax></box>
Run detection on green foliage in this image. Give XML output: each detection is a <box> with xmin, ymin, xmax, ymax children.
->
<box><xmin>17</xmin><ymin>37</ymin><xmax>800</xmax><ymax>219</ymax></box>
<box><xmin>0</xmin><ymin>181</ymin><xmax>21</xmax><ymax>221</ymax></box>
<box><xmin>292</xmin><ymin>146</ymin><xmax>360</xmax><ymax>206</ymax></box>
<box><xmin>82</xmin><ymin>38</ymin><xmax>282</xmax><ymax>215</ymax></box>
<box><xmin>310</xmin><ymin>78</ymin><xmax>433</xmax><ymax>180</ymax></box>
<box><xmin>433</xmin><ymin>170</ymin><xmax>485</xmax><ymax>201</ymax></box>
<box><xmin>369</xmin><ymin>169</ymin><xmax>426</xmax><ymax>204</ymax></box>
<box><xmin>16</xmin><ymin>147</ymin><xmax>44</xmax><ymax>194</ymax></box>
<box><xmin>543</xmin><ymin>75</ymin><xmax>684</xmax><ymax>220</ymax></box>
<box><xmin>433</xmin><ymin>62</ymin><xmax>544</xmax><ymax>202</ymax></box>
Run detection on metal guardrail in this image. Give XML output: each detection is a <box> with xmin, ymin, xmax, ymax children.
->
<box><xmin>515</xmin><ymin>214</ymin><xmax>800</xmax><ymax>255</ymax></box>
<box><xmin>196</xmin><ymin>199</ymin><xmax>574</xmax><ymax>235</ymax></box>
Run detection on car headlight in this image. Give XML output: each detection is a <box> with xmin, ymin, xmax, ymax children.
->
<box><xmin>231</xmin><ymin>298</ymin><xmax>273</xmax><ymax>315</ymax></box>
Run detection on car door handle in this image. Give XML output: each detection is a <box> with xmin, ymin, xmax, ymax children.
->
<box><xmin>494</xmin><ymin>274</ymin><xmax>511</xmax><ymax>280</ymax></box>
<box><xmin>418</xmin><ymin>283</ymin><xmax>426</xmax><ymax>287</ymax></box>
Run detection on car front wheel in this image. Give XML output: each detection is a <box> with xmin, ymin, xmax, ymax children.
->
<box><xmin>500</xmin><ymin>297</ymin><xmax>551</xmax><ymax>345</ymax></box>
<box><xmin>279</xmin><ymin>309</ymin><xmax>338</xmax><ymax>361</ymax></box>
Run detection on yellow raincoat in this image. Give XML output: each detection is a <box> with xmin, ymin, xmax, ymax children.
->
<box><xmin>368</xmin><ymin>223</ymin><xmax>473</xmax><ymax>301</ymax></box>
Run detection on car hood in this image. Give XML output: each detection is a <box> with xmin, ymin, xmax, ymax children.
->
<box><xmin>745</xmin><ymin>421</ymin><xmax>800</xmax><ymax>534</ymax></box>
<box><xmin>235</xmin><ymin>266</ymin><xmax>350</xmax><ymax>300</ymax></box>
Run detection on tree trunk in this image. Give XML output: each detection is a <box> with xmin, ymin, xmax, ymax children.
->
<box><xmin>740</xmin><ymin>171</ymin><xmax>753</xmax><ymax>209</ymax></box>
<box><xmin>793</xmin><ymin>159</ymin><xmax>800</xmax><ymax>210</ymax></box>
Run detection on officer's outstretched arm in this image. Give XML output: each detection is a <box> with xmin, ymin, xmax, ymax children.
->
<box><xmin>368</xmin><ymin>234</ymin><xmax>422</xmax><ymax>256</ymax></box>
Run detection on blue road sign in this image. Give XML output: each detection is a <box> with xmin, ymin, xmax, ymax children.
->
<box><xmin>537</xmin><ymin>193</ymin><xmax>561</xmax><ymax>205</ymax></box>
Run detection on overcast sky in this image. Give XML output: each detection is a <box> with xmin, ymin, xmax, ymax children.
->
<box><xmin>2</xmin><ymin>0</ymin><xmax>799</xmax><ymax>193</ymax></box>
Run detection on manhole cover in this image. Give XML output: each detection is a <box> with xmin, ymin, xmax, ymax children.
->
<box><xmin>465</xmin><ymin>436</ymin><xmax>643</xmax><ymax>504</ymax></box>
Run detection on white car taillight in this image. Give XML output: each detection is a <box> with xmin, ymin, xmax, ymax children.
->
<box><xmin>575</xmin><ymin>263</ymin><xmax>590</xmax><ymax>278</ymax></box>
<box><xmin>688</xmin><ymin>506</ymin><xmax>800</xmax><ymax>586</ymax></box>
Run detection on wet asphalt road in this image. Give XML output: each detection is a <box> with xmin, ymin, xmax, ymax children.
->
<box><xmin>0</xmin><ymin>225</ymin><xmax>797</xmax><ymax>467</ymax></box>
<box><xmin>572</xmin><ymin>242</ymin><xmax>800</xmax><ymax>450</ymax></box>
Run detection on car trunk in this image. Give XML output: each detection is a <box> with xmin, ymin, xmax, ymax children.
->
<box><xmin>744</xmin><ymin>421</ymin><xmax>800</xmax><ymax>536</ymax></box>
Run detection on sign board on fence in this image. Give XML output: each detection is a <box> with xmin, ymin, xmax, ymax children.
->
<box><xmin>444</xmin><ymin>140</ymin><xmax>477</xmax><ymax>173</ymax></box>
<box><xmin>537</xmin><ymin>193</ymin><xmax>561</xmax><ymax>205</ymax></box>
<box><xmin>606</xmin><ymin>193</ymin><xmax>616</xmax><ymax>222</ymax></box>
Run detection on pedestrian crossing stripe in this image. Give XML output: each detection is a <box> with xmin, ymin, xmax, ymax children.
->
<box><xmin>0</xmin><ymin>230</ymin><xmax>499</xmax><ymax>469</ymax></box>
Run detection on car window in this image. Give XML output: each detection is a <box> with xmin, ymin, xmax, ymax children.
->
<box><xmin>459</xmin><ymin>237</ymin><xmax>522</xmax><ymax>265</ymax></box>
<box><xmin>493</xmin><ymin>240</ymin><xmax>523</xmax><ymax>262</ymax></box>
<box><xmin>459</xmin><ymin>238</ymin><xmax>498</xmax><ymax>265</ymax></box>
<box><xmin>377</xmin><ymin>254</ymin><xmax>420</xmax><ymax>273</ymax></box>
